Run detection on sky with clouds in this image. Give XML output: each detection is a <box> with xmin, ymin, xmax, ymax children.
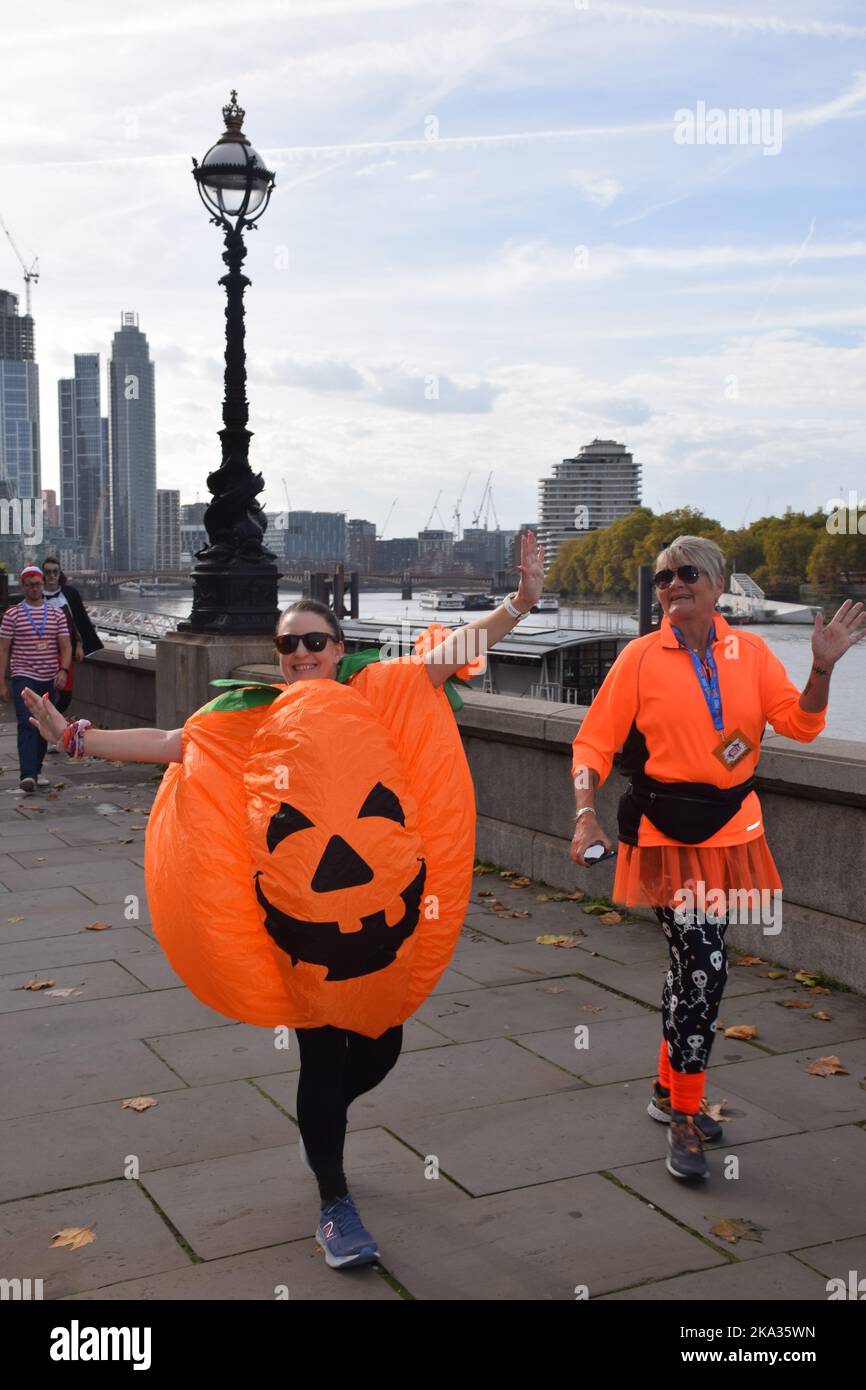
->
<box><xmin>3</xmin><ymin>0</ymin><xmax>865</xmax><ymax>538</ymax></box>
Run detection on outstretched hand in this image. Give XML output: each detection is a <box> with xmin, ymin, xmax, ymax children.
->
<box><xmin>516</xmin><ymin>528</ymin><xmax>545</xmax><ymax>610</ymax></box>
<box><xmin>812</xmin><ymin>600</ymin><xmax>866</xmax><ymax>667</ymax></box>
<box><xmin>21</xmin><ymin>686</ymin><xmax>68</xmax><ymax>745</ymax></box>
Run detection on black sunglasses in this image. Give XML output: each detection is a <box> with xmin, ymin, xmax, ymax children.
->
<box><xmin>275</xmin><ymin>631</ymin><xmax>340</xmax><ymax>655</ymax></box>
<box><xmin>653</xmin><ymin>565</ymin><xmax>706</xmax><ymax>589</ymax></box>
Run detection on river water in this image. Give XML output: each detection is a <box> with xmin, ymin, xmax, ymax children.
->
<box><xmin>98</xmin><ymin>588</ymin><xmax>865</xmax><ymax>744</ymax></box>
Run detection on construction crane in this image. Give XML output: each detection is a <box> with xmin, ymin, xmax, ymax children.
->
<box><xmin>452</xmin><ymin>471</ymin><xmax>471</xmax><ymax>542</ymax></box>
<box><xmin>378</xmin><ymin>497</ymin><xmax>398</xmax><ymax>540</ymax></box>
<box><xmin>472</xmin><ymin>472</ymin><xmax>493</xmax><ymax>528</ymax></box>
<box><xmin>0</xmin><ymin>213</ymin><xmax>39</xmax><ymax>316</ymax></box>
<box><xmin>423</xmin><ymin>490</ymin><xmax>447</xmax><ymax>531</ymax></box>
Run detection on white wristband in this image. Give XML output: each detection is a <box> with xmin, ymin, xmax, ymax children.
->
<box><xmin>574</xmin><ymin>805</ymin><xmax>596</xmax><ymax>823</ymax></box>
<box><xmin>503</xmin><ymin>592</ymin><xmax>530</xmax><ymax>621</ymax></box>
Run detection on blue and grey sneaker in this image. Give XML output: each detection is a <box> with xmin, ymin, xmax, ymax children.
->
<box><xmin>666</xmin><ymin>1111</ymin><xmax>710</xmax><ymax>1180</ymax></box>
<box><xmin>316</xmin><ymin>1193</ymin><xmax>379</xmax><ymax>1269</ymax></box>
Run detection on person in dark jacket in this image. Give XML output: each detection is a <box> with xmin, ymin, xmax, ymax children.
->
<box><xmin>40</xmin><ymin>557</ymin><xmax>104</xmax><ymax>719</ymax></box>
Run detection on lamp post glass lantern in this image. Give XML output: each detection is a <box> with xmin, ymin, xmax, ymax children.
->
<box><xmin>179</xmin><ymin>90</ymin><xmax>281</xmax><ymax>635</ymax></box>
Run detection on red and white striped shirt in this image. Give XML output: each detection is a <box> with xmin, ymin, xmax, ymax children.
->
<box><xmin>0</xmin><ymin>601</ymin><xmax>70</xmax><ymax>680</ymax></box>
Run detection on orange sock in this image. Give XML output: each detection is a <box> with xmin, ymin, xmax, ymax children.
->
<box><xmin>669</xmin><ymin>1068</ymin><xmax>705</xmax><ymax>1115</ymax></box>
<box><xmin>657</xmin><ymin>1038</ymin><xmax>672</xmax><ymax>1090</ymax></box>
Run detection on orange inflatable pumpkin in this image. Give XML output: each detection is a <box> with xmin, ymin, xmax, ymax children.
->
<box><xmin>144</xmin><ymin>653</ymin><xmax>476</xmax><ymax>1036</ymax></box>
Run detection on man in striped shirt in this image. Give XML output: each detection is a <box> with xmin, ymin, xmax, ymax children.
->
<box><xmin>0</xmin><ymin>564</ymin><xmax>72</xmax><ymax>793</ymax></box>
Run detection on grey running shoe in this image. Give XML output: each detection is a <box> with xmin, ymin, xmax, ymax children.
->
<box><xmin>666</xmin><ymin>1110</ymin><xmax>710</xmax><ymax>1180</ymax></box>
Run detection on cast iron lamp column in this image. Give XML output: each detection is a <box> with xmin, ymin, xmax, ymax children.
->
<box><xmin>179</xmin><ymin>90</ymin><xmax>280</xmax><ymax>633</ymax></box>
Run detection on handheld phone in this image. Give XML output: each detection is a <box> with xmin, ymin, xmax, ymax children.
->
<box><xmin>583</xmin><ymin>842</ymin><xmax>617</xmax><ymax>866</ymax></box>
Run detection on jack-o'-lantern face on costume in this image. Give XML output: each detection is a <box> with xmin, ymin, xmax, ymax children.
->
<box><xmin>144</xmin><ymin>645</ymin><xmax>477</xmax><ymax>1037</ymax></box>
<box><xmin>253</xmin><ymin>778</ymin><xmax>426</xmax><ymax>980</ymax></box>
<box><xmin>246</xmin><ymin>681</ymin><xmax>427</xmax><ymax>989</ymax></box>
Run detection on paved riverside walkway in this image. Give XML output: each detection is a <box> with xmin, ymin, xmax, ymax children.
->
<box><xmin>1</xmin><ymin>715</ymin><xmax>866</xmax><ymax>1302</ymax></box>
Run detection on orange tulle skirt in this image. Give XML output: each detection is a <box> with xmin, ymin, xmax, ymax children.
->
<box><xmin>613</xmin><ymin>834</ymin><xmax>783</xmax><ymax>911</ymax></box>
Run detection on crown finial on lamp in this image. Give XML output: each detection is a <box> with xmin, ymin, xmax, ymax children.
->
<box><xmin>222</xmin><ymin>90</ymin><xmax>245</xmax><ymax>131</ymax></box>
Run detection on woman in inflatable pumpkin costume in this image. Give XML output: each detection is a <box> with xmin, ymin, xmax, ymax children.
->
<box><xmin>23</xmin><ymin>530</ymin><xmax>546</xmax><ymax>1269</ymax></box>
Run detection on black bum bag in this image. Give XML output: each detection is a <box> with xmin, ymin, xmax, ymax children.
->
<box><xmin>617</xmin><ymin>772</ymin><xmax>757</xmax><ymax>846</ymax></box>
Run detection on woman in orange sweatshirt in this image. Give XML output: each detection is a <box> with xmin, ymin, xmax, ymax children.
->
<box><xmin>569</xmin><ymin>535</ymin><xmax>864</xmax><ymax>1180</ymax></box>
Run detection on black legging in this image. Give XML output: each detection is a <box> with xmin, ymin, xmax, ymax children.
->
<box><xmin>295</xmin><ymin>1024</ymin><xmax>403</xmax><ymax>1204</ymax></box>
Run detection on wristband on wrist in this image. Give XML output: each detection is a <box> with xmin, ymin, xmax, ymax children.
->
<box><xmin>503</xmin><ymin>592</ymin><xmax>530</xmax><ymax>621</ymax></box>
<box><xmin>574</xmin><ymin>805</ymin><xmax>597</xmax><ymax>824</ymax></box>
<box><xmin>60</xmin><ymin>718</ymin><xmax>92</xmax><ymax>758</ymax></box>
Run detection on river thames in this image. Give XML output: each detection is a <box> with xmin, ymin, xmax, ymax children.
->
<box><xmin>97</xmin><ymin>588</ymin><xmax>864</xmax><ymax>744</ymax></box>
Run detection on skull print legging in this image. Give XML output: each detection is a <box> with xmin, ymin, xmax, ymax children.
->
<box><xmin>654</xmin><ymin>904</ymin><xmax>729</xmax><ymax>1096</ymax></box>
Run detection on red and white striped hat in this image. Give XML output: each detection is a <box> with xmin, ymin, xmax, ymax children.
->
<box><xmin>19</xmin><ymin>564</ymin><xmax>44</xmax><ymax>581</ymax></box>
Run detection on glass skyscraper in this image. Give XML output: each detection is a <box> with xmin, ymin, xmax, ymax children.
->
<box><xmin>0</xmin><ymin>288</ymin><xmax>41</xmax><ymax>501</ymax></box>
<box><xmin>108</xmin><ymin>311</ymin><xmax>156</xmax><ymax>571</ymax></box>
<box><xmin>58</xmin><ymin>353</ymin><xmax>110</xmax><ymax>569</ymax></box>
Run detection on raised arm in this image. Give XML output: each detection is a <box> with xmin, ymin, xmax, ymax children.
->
<box><xmin>422</xmin><ymin>529</ymin><xmax>545</xmax><ymax>687</ymax></box>
<box><xmin>21</xmin><ymin>685</ymin><xmax>183</xmax><ymax>764</ymax></box>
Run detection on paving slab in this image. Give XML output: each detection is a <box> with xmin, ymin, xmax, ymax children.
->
<box><xmin>791</xmin><ymin>1233</ymin><xmax>866</xmax><ymax>1283</ymax></box>
<box><xmin>118</xmin><ymin>954</ymin><xmax>184</xmax><ymax>989</ymax></box>
<box><xmin>514</xmin><ymin>1015</ymin><xmax>669</xmax><ymax>1085</ymax></box>
<box><xmin>600</xmin><ymin>1251</ymin><xmax>830</xmax><ymax>1300</ymax></box>
<box><xmin>709</xmin><ymin>1038</ymin><xmax>866</xmax><ymax>1130</ymax></box>
<box><xmin>143</xmin><ymin>1127</ymin><xmax>466</xmax><ymax>1262</ymax></box>
<box><xmin>388</xmin><ymin>1081</ymin><xmax>800</xmax><ymax>1197</ymax></box>
<box><xmin>0</xmin><ymin>1178</ymin><xmax>191</xmax><ymax>1299</ymax></box>
<box><xmin>0</xmin><ymin>887</ymin><xmax>105</xmax><ymax>922</ymax></box>
<box><xmin>369</xmin><ymin>1171</ymin><xmax>727</xmax><ymax>1301</ymax></box>
<box><xmin>0</xmin><ymin>959</ymin><xmax>147</xmax><ymax>1014</ymax></box>
<box><xmin>0</xmin><ymin>988</ymin><xmax>234</xmax><ymax>1068</ymax></box>
<box><xmin>414</xmin><ymin>976</ymin><xmax>647</xmax><ymax>1044</ymax></box>
<box><xmin>62</xmin><ymin>1241</ymin><xmax>400</xmax><ymax>1300</ymax></box>
<box><xmin>0</xmin><ymin>1036</ymin><xmax>188</xmax><ymax>1120</ymax></box>
<box><xmin>0</xmin><ymin>933</ymin><xmax>158</xmax><ymax>985</ymax></box>
<box><xmin>401</xmin><ymin>1015</ymin><xmax>453</xmax><ymax>1050</ymax></box>
<box><xmin>257</xmin><ymin>1036</ymin><xmax>584</xmax><ymax>1130</ymax></box>
<box><xmin>0</xmin><ymin>859</ymin><xmax>146</xmax><ymax>892</ymax></box>
<box><xmin>711</xmin><ymin>987</ymin><xmax>866</xmax><ymax>1054</ymax></box>
<box><xmin>5</xmin><ymin>839</ymin><xmax>147</xmax><ymax>868</ymax></box>
<box><xmin>75</xmin><ymin>880</ymin><xmax>149</xmax><ymax>906</ymax></box>
<box><xmin>513</xmin><ymin>1014</ymin><xmax>770</xmax><ymax>1080</ymax></box>
<box><xmin>449</xmin><ymin>931</ymin><xmax>596</xmax><ymax>985</ymax></box>
<box><xmin>610</xmin><ymin>1126</ymin><xmax>866</xmax><ymax>1259</ymax></box>
<box><xmin>563</xmin><ymin>951</ymin><xmax>794</xmax><ymax>1008</ymax></box>
<box><xmin>0</xmin><ymin>1080</ymin><xmax>292</xmax><ymax>1202</ymax></box>
<box><xmin>148</xmin><ymin>1022</ymin><xmax>301</xmax><ymax>1086</ymax></box>
<box><xmin>0</xmin><ymin>898</ymin><xmax>150</xmax><ymax>939</ymax></box>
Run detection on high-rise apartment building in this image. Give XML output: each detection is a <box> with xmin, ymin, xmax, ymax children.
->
<box><xmin>157</xmin><ymin>489</ymin><xmax>181</xmax><ymax>570</ymax></box>
<box><xmin>538</xmin><ymin>439</ymin><xmax>642</xmax><ymax>566</ymax></box>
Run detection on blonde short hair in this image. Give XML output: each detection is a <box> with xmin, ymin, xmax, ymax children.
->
<box><xmin>655</xmin><ymin>535</ymin><xmax>726</xmax><ymax>588</ymax></box>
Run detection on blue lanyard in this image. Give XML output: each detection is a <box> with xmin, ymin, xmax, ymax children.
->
<box><xmin>671</xmin><ymin>622</ymin><xmax>724</xmax><ymax>734</ymax></box>
<box><xmin>21</xmin><ymin>601</ymin><xmax>48</xmax><ymax>638</ymax></box>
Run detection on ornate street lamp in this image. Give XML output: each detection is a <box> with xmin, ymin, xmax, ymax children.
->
<box><xmin>178</xmin><ymin>91</ymin><xmax>280</xmax><ymax>634</ymax></box>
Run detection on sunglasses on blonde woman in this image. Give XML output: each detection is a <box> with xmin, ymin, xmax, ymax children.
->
<box><xmin>653</xmin><ymin>565</ymin><xmax>706</xmax><ymax>589</ymax></box>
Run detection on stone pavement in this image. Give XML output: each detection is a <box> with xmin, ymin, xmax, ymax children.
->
<box><xmin>1</xmin><ymin>713</ymin><xmax>865</xmax><ymax>1302</ymax></box>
